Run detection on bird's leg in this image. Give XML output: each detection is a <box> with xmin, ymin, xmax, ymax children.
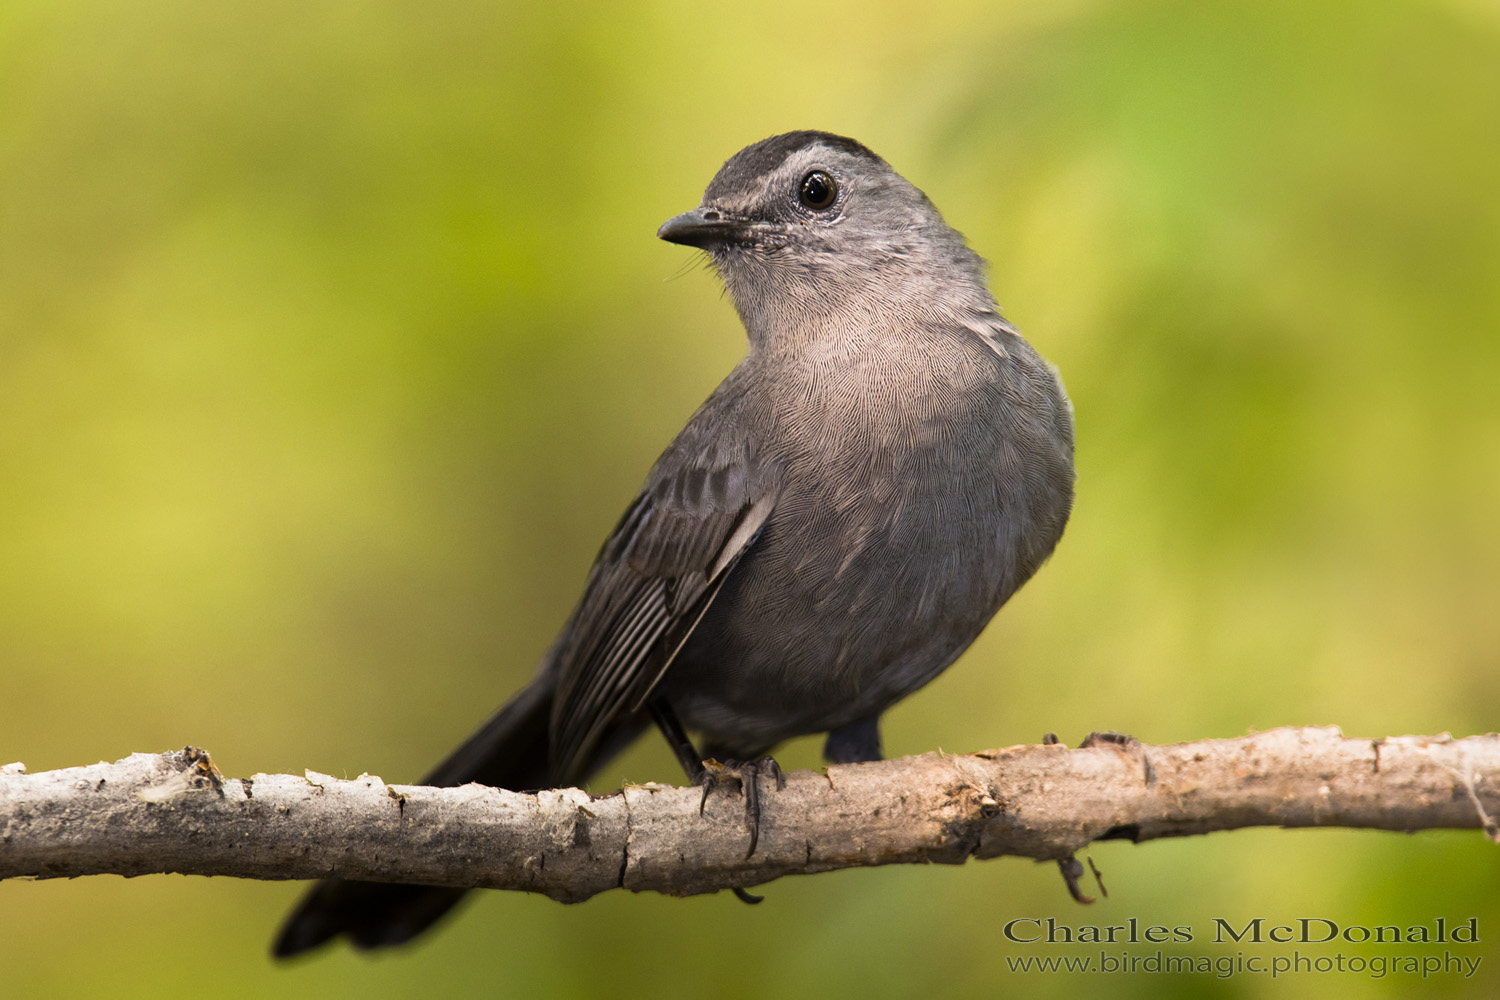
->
<box><xmin>697</xmin><ymin>755</ymin><xmax>785</xmax><ymax>859</ymax></box>
<box><xmin>1078</xmin><ymin>730</ymin><xmax>1155</xmax><ymax>787</ymax></box>
<box><xmin>823</xmin><ymin>716</ymin><xmax>883</xmax><ymax>764</ymax></box>
<box><xmin>646</xmin><ymin>696</ymin><xmax>781</xmax><ymax>903</ymax></box>
<box><xmin>646</xmin><ymin>694</ymin><xmax>707</xmax><ymax>782</ymax></box>
<box><xmin>1047</xmin><ymin>731</ymin><xmax>1149</xmax><ymax>904</ymax></box>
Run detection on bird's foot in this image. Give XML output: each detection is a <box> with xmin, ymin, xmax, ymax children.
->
<box><xmin>1057</xmin><ymin>855</ymin><xmax>1107</xmax><ymax>904</ymax></box>
<box><xmin>1078</xmin><ymin>731</ymin><xmax>1155</xmax><ymax>788</ymax></box>
<box><xmin>695</xmin><ymin>756</ymin><xmax>785</xmax><ymax>860</ymax></box>
<box><xmin>1079</xmin><ymin>730</ymin><xmax>1137</xmax><ymax>750</ymax></box>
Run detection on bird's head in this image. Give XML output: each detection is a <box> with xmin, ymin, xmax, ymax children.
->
<box><xmin>658</xmin><ymin>131</ymin><xmax>994</xmax><ymax>348</ymax></box>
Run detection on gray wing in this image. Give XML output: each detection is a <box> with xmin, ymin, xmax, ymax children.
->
<box><xmin>548</xmin><ymin>437</ymin><xmax>778</xmax><ymax>782</ymax></box>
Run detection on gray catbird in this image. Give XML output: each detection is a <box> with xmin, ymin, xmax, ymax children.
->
<box><xmin>273</xmin><ymin>130</ymin><xmax>1074</xmax><ymax>957</ymax></box>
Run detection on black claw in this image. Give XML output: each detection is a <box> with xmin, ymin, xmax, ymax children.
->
<box><xmin>741</xmin><ymin>757</ymin><xmax>783</xmax><ymax>858</ymax></box>
<box><xmin>1079</xmin><ymin>730</ymin><xmax>1136</xmax><ymax>749</ymax></box>
<box><xmin>1057</xmin><ymin>855</ymin><xmax>1096</xmax><ymax>904</ymax></box>
<box><xmin>698</xmin><ymin>765</ymin><xmax>716</xmax><ymax>815</ymax></box>
<box><xmin>732</xmin><ymin>887</ymin><xmax>764</xmax><ymax>904</ymax></box>
<box><xmin>1079</xmin><ymin>731</ymin><xmax>1154</xmax><ymax>786</ymax></box>
<box><xmin>1087</xmin><ymin>855</ymin><xmax>1109</xmax><ymax>898</ymax></box>
<box><xmin>766</xmin><ymin>757</ymin><xmax>786</xmax><ymax>792</ymax></box>
<box><xmin>691</xmin><ymin>756</ymin><xmax>783</xmax><ymax>859</ymax></box>
<box><xmin>695</xmin><ymin>757</ymin><xmax>728</xmax><ymax>814</ymax></box>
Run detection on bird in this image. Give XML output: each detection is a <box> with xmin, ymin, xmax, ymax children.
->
<box><xmin>272</xmin><ymin>130</ymin><xmax>1075</xmax><ymax>957</ymax></box>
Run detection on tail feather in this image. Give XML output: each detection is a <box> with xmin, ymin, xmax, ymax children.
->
<box><xmin>272</xmin><ymin>678</ymin><xmax>555</xmax><ymax>958</ymax></box>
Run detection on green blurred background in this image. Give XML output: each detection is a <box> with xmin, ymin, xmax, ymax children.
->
<box><xmin>3</xmin><ymin>0</ymin><xmax>1498</xmax><ymax>996</ymax></box>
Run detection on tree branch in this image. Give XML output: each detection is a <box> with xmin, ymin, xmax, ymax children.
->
<box><xmin>3</xmin><ymin>726</ymin><xmax>1496</xmax><ymax>901</ymax></box>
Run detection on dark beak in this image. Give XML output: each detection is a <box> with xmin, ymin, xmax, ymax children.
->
<box><xmin>656</xmin><ymin>207</ymin><xmax>753</xmax><ymax>248</ymax></box>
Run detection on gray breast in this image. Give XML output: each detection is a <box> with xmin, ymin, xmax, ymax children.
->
<box><xmin>663</xmin><ymin>322</ymin><xmax>1073</xmax><ymax>753</ymax></box>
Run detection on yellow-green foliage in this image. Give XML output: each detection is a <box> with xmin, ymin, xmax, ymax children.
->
<box><xmin>2</xmin><ymin>1</ymin><xmax>1497</xmax><ymax>997</ymax></box>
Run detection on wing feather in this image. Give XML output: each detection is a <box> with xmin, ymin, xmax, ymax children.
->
<box><xmin>547</xmin><ymin>450</ymin><xmax>777</xmax><ymax>782</ymax></box>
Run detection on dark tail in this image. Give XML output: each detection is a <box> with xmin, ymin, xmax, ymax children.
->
<box><xmin>272</xmin><ymin>677</ymin><xmax>559</xmax><ymax>958</ymax></box>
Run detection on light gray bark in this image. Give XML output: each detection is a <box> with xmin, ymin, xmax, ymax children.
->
<box><xmin>2</xmin><ymin>726</ymin><xmax>1496</xmax><ymax>901</ymax></box>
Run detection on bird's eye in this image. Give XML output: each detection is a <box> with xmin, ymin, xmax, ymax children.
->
<box><xmin>798</xmin><ymin>170</ymin><xmax>837</xmax><ymax>211</ymax></box>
